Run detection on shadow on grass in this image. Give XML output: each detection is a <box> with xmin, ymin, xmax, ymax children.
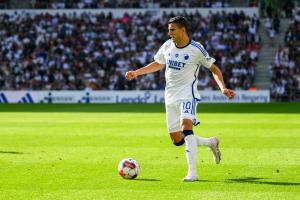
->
<box><xmin>196</xmin><ymin>179</ymin><xmax>213</xmax><ymax>182</ymax></box>
<box><xmin>0</xmin><ymin>150</ymin><xmax>25</xmax><ymax>154</ymax></box>
<box><xmin>225</xmin><ymin>177</ymin><xmax>300</xmax><ymax>186</ymax></box>
<box><xmin>133</xmin><ymin>178</ymin><xmax>160</xmax><ymax>181</ymax></box>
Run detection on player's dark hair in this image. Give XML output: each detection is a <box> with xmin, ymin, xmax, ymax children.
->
<box><xmin>168</xmin><ymin>16</ymin><xmax>189</xmax><ymax>35</ymax></box>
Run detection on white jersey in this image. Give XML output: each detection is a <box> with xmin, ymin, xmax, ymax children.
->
<box><xmin>154</xmin><ymin>39</ymin><xmax>215</xmax><ymax>104</ymax></box>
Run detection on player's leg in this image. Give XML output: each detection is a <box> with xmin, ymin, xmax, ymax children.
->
<box><xmin>169</xmin><ymin>131</ymin><xmax>184</xmax><ymax>145</ymax></box>
<box><xmin>188</xmin><ymin>100</ymin><xmax>211</xmax><ymax>146</ymax></box>
<box><xmin>166</xmin><ymin>101</ymin><xmax>197</xmax><ymax>181</ymax></box>
<box><xmin>169</xmin><ymin>129</ymin><xmax>199</xmax><ymax>182</ymax></box>
<box><xmin>208</xmin><ymin>137</ymin><xmax>221</xmax><ymax>164</ymax></box>
<box><xmin>181</xmin><ymin>118</ymin><xmax>198</xmax><ymax>181</ymax></box>
<box><xmin>192</xmin><ymin>100</ymin><xmax>221</xmax><ymax>164</ymax></box>
<box><xmin>166</xmin><ymin>102</ymin><xmax>184</xmax><ymax>146</ymax></box>
<box><xmin>179</xmin><ymin>100</ymin><xmax>201</xmax><ymax>181</ymax></box>
<box><xmin>194</xmin><ymin>135</ymin><xmax>221</xmax><ymax>164</ymax></box>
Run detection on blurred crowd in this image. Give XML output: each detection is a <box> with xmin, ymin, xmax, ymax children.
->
<box><xmin>269</xmin><ymin>11</ymin><xmax>300</xmax><ymax>100</ymax></box>
<box><xmin>263</xmin><ymin>14</ymin><xmax>280</xmax><ymax>47</ymax></box>
<box><xmin>33</xmin><ymin>0</ymin><xmax>228</xmax><ymax>9</ymax></box>
<box><xmin>0</xmin><ymin>10</ymin><xmax>261</xmax><ymax>91</ymax></box>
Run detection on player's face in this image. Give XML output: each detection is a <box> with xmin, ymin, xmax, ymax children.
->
<box><xmin>168</xmin><ymin>23</ymin><xmax>185</xmax><ymax>43</ymax></box>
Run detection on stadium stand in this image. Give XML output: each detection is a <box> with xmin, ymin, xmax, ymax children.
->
<box><xmin>3</xmin><ymin>0</ymin><xmax>300</xmax><ymax>101</ymax></box>
<box><xmin>32</xmin><ymin>0</ymin><xmax>229</xmax><ymax>9</ymax></box>
<box><xmin>0</xmin><ymin>10</ymin><xmax>260</xmax><ymax>91</ymax></box>
<box><xmin>269</xmin><ymin>10</ymin><xmax>300</xmax><ymax>101</ymax></box>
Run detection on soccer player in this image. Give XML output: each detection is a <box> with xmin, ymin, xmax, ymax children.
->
<box><xmin>125</xmin><ymin>16</ymin><xmax>236</xmax><ymax>181</ymax></box>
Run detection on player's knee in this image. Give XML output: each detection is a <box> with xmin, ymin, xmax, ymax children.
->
<box><xmin>181</xmin><ymin>119</ymin><xmax>193</xmax><ymax>130</ymax></box>
<box><xmin>170</xmin><ymin>131</ymin><xmax>184</xmax><ymax>146</ymax></box>
<box><xmin>173</xmin><ymin>138</ymin><xmax>185</xmax><ymax>146</ymax></box>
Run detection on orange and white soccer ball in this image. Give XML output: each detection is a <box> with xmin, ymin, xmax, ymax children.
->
<box><xmin>118</xmin><ymin>158</ymin><xmax>140</xmax><ymax>179</ymax></box>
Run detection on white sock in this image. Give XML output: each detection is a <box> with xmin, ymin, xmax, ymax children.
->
<box><xmin>184</xmin><ymin>135</ymin><xmax>197</xmax><ymax>176</ymax></box>
<box><xmin>194</xmin><ymin>135</ymin><xmax>211</xmax><ymax>147</ymax></box>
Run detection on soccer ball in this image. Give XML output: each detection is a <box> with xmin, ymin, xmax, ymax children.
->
<box><xmin>118</xmin><ymin>158</ymin><xmax>140</xmax><ymax>179</ymax></box>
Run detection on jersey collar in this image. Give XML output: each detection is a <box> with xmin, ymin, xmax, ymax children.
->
<box><xmin>174</xmin><ymin>39</ymin><xmax>191</xmax><ymax>49</ymax></box>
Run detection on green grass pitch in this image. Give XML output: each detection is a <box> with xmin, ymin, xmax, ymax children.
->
<box><xmin>0</xmin><ymin>103</ymin><xmax>299</xmax><ymax>200</ymax></box>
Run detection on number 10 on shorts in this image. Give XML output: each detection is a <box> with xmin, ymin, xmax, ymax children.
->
<box><xmin>181</xmin><ymin>100</ymin><xmax>196</xmax><ymax>115</ymax></box>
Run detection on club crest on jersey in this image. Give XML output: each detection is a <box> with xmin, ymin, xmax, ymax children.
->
<box><xmin>184</xmin><ymin>54</ymin><xmax>189</xmax><ymax>60</ymax></box>
<box><xmin>175</xmin><ymin>53</ymin><xmax>179</xmax><ymax>58</ymax></box>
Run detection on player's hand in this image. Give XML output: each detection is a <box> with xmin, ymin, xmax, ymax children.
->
<box><xmin>125</xmin><ymin>71</ymin><xmax>138</xmax><ymax>81</ymax></box>
<box><xmin>222</xmin><ymin>88</ymin><xmax>236</xmax><ymax>100</ymax></box>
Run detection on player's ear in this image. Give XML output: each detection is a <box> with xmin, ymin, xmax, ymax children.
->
<box><xmin>183</xmin><ymin>27</ymin><xmax>188</xmax><ymax>34</ymax></box>
<box><xmin>181</xmin><ymin>27</ymin><xmax>186</xmax><ymax>34</ymax></box>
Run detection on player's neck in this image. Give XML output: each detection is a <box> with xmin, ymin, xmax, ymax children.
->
<box><xmin>175</xmin><ymin>35</ymin><xmax>190</xmax><ymax>48</ymax></box>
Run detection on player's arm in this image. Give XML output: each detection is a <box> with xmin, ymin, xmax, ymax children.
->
<box><xmin>209</xmin><ymin>63</ymin><xmax>236</xmax><ymax>99</ymax></box>
<box><xmin>125</xmin><ymin>61</ymin><xmax>164</xmax><ymax>81</ymax></box>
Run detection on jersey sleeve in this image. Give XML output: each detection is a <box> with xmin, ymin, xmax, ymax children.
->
<box><xmin>195</xmin><ymin>44</ymin><xmax>216</xmax><ymax>68</ymax></box>
<box><xmin>154</xmin><ymin>40</ymin><xmax>169</xmax><ymax>64</ymax></box>
<box><xmin>200</xmin><ymin>54</ymin><xmax>216</xmax><ymax>69</ymax></box>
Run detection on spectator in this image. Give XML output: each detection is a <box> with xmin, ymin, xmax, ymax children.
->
<box><xmin>269</xmin><ymin>14</ymin><xmax>300</xmax><ymax>100</ymax></box>
<box><xmin>0</xmin><ymin>11</ymin><xmax>260</xmax><ymax>91</ymax></box>
<box><xmin>31</xmin><ymin>0</ymin><xmax>229</xmax><ymax>9</ymax></box>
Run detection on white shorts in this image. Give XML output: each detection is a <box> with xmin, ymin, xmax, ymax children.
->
<box><xmin>165</xmin><ymin>99</ymin><xmax>200</xmax><ymax>133</ymax></box>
